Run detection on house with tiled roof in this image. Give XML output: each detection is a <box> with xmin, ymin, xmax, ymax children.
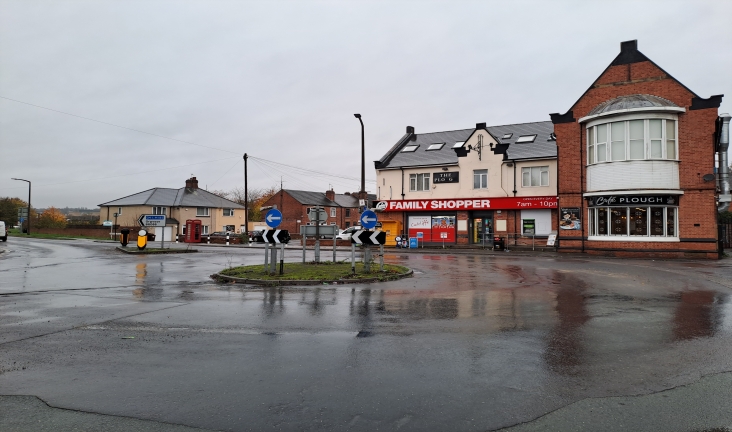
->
<box><xmin>260</xmin><ymin>189</ymin><xmax>376</xmax><ymax>237</ymax></box>
<box><xmin>374</xmin><ymin>121</ymin><xmax>558</xmax><ymax>246</ymax></box>
<box><xmin>98</xmin><ymin>177</ymin><xmax>245</xmax><ymax>238</ymax></box>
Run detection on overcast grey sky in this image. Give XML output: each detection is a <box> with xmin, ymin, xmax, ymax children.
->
<box><xmin>1</xmin><ymin>0</ymin><xmax>730</xmax><ymax>208</ymax></box>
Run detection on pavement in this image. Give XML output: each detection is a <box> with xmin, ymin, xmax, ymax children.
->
<box><xmin>2</xmin><ymin>236</ymin><xmax>732</xmax><ymax>431</ymax></box>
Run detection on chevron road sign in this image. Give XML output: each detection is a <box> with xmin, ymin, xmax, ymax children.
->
<box><xmin>351</xmin><ymin>229</ymin><xmax>386</xmax><ymax>245</ymax></box>
<box><xmin>263</xmin><ymin>229</ymin><xmax>290</xmax><ymax>244</ymax></box>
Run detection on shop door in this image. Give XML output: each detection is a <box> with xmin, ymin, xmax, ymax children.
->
<box><xmin>472</xmin><ymin>216</ymin><xmax>494</xmax><ymax>246</ymax></box>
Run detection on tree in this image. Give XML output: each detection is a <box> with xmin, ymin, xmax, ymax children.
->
<box><xmin>37</xmin><ymin>207</ymin><xmax>67</xmax><ymax>229</ymax></box>
<box><xmin>0</xmin><ymin>197</ymin><xmax>28</xmax><ymax>225</ymax></box>
<box><xmin>219</xmin><ymin>186</ymin><xmax>278</xmax><ymax>223</ymax></box>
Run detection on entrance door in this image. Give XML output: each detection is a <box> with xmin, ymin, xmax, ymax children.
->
<box><xmin>472</xmin><ymin>215</ymin><xmax>494</xmax><ymax>246</ymax></box>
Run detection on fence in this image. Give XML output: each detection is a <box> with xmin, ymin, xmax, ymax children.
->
<box><xmin>721</xmin><ymin>223</ymin><xmax>732</xmax><ymax>249</ymax></box>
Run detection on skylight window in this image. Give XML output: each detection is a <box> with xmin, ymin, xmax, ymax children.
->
<box><xmin>427</xmin><ymin>143</ymin><xmax>445</xmax><ymax>151</ymax></box>
<box><xmin>452</xmin><ymin>141</ymin><xmax>465</xmax><ymax>148</ymax></box>
<box><xmin>502</xmin><ymin>133</ymin><xmax>513</xmax><ymax>139</ymax></box>
<box><xmin>516</xmin><ymin>135</ymin><xmax>537</xmax><ymax>143</ymax></box>
<box><xmin>401</xmin><ymin>145</ymin><xmax>419</xmax><ymax>152</ymax></box>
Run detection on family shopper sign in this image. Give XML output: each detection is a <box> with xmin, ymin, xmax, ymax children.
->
<box><xmin>375</xmin><ymin>196</ymin><xmax>557</xmax><ymax>212</ymax></box>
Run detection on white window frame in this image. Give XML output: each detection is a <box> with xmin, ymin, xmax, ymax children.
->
<box><xmin>223</xmin><ymin>208</ymin><xmax>234</xmax><ymax>216</ymax></box>
<box><xmin>521</xmin><ymin>166</ymin><xmax>549</xmax><ymax>187</ymax></box>
<box><xmin>473</xmin><ymin>169</ymin><xmax>488</xmax><ymax>189</ymax></box>
<box><xmin>117</xmin><ymin>207</ymin><xmax>123</xmax><ymax>215</ymax></box>
<box><xmin>587</xmin><ymin>113</ymin><xmax>678</xmax><ymax>165</ymax></box>
<box><xmin>588</xmin><ymin>206</ymin><xmax>678</xmax><ymax>241</ymax></box>
<box><xmin>330</xmin><ymin>207</ymin><xmax>336</xmax><ymax>218</ymax></box>
<box><xmin>152</xmin><ymin>206</ymin><xmax>166</xmax><ymax>215</ymax></box>
<box><xmin>196</xmin><ymin>207</ymin><xmax>210</xmax><ymax>217</ymax></box>
<box><xmin>201</xmin><ymin>225</ymin><xmax>209</xmax><ymax>235</ymax></box>
<box><xmin>409</xmin><ymin>173</ymin><xmax>430</xmax><ymax>191</ymax></box>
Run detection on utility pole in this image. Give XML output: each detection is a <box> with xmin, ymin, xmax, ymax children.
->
<box><xmin>243</xmin><ymin>153</ymin><xmax>248</xmax><ymax>237</ymax></box>
<box><xmin>11</xmin><ymin>178</ymin><xmax>31</xmax><ymax>235</ymax></box>
<box><xmin>354</xmin><ymin>114</ymin><xmax>365</xmax><ymax>206</ymax></box>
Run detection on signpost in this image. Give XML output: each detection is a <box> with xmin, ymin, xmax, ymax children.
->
<box><xmin>138</xmin><ymin>215</ymin><xmax>166</xmax><ymax>248</ymax></box>
<box><xmin>360</xmin><ymin>210</ymin><xmax>378</xmax><ymax>229</ymax></box>
<box><xmin>300</xmin><ymin>225</ymin><xmax>338</xmax><ymax>263</ymax></box>
<box><xmin>262</xmin><ymin>229</ymin><xmax>289</xmax><ymax>275</ymax></box>
<box><xmin>350</xmin><ymin>229</ymin><xmax>386</xmax><ymax>273</ymax></box>
<box><xmin>307</xmin><ymin>206</ymin><xmax>327</xmax><ymax>263</ymax></box>
<box><xmin>265</xmin><ymin>209</ymin><xmax>283</xmax><ymax>228</ymax></box>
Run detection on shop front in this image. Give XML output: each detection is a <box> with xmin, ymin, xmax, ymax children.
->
<box><xmin>375</xmin><ymin>196</ymin><xmax>557</xmax><ymax>246</ymax></box>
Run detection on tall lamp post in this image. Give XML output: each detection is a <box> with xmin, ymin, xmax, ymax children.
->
<box><xmin>354</xmin><ymin>114</ymin><xmax>365</xmax><ymax>209</ymax></box>
<box><xmin>11</xmin><ymin>178</ymin><xmax>31</xmax><ymax>235</ymax></box>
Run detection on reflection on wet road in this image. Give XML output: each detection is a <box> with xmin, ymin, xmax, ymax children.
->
<box><xmin>2</xmin><ymin>238</ymin><xmax>732</xmax><ymax>431</ymax></box>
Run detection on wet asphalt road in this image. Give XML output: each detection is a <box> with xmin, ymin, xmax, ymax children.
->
<box><xmin>2</xmin><ymin>237</ymin><xmax>732</xmax><ymax>431</ymax></box>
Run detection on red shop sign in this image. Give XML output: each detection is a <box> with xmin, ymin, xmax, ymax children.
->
<box><xmin>375</xmin><ymin>196</ymin><xmax>557</xmax><ymax>212</ymax></box>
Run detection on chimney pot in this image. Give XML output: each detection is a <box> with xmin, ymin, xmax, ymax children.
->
<box><xmin>185</xmin><ymin>176</ymin><xmax>199</xmax><ymax>189</ymax></box>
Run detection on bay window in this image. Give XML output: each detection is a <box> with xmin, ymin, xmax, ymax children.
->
<box><xmin>587</xmin><ymin>117</ymin><xmax>677</xmax><ymax>164</ymax></box>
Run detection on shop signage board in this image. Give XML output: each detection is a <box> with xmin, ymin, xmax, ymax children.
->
<box><xmin>138</xmin><ymin>215</ymin><xmax>166</xmax><ymax>227</ymax></box>
<box><xmin>375</xmin><ymin>196</ymin><xmax>557</xmax><ymax>212</ymax></box>
<box><xmin>433</xmin><ymin>172</ymin><xmax>459</xmax><ymax>184</ymax></box>
<box><xmin>409</xmin><ymin>237</ymin><xmax>418</xmax><ymax>248</ymax></box>
<box><xmin>265</xmin><ymin>209</ymin><xmax>283</xmax><ymax>228</ymax></box>
<box><xmin>587</xmin><ymin>195</ymin><xmax>679</xmax><ymax>207</ymax></box>
<box><xmin>560</xmin><ymin>208</ymin><xmax>581</xmax><ymax>230</ymax></box>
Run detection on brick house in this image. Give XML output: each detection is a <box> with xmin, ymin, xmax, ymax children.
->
<box><xmin>261</xmin><ymin>189</ymin><xmax>374</xmax><ymax>237</ymax></box>
<box><xmin>550</xmin><ymin>40</ymin><xmax>724</xmax><ymax>258</ymax></box>
<box><xmin>374</xmin><ymin>122</ymin><xmax>558</xmax><ymax>246</ymax></box>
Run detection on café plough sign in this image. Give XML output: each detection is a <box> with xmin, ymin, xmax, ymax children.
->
<box><xmin>587</xmin><ymin>195</ymin><xmax>679</xmax><ymax>207</ymax></box>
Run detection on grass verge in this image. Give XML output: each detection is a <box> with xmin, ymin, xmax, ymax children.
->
<box><xmin>219</xmin><ymin>261</ymin><xmax>410</xmax><ymax>282</ymax></box>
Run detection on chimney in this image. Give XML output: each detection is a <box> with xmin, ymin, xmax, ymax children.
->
<box><xmin>620</xmin><ymin>40</ymin><xmax>638</xmax><ymax>53</ymax></box>
<box><xmin>325</xmin><ymin>189</ymin><xmax>335</xmax><ymax>201</ymax></box>
<box><xmin>476</xmin><ymin>122</ymin><xmax>486</xmax><ymax>129</ymax></box>
<box><xmin>406</xmin><ymin>126</ymin><xmax>414</xmax><ymax>134</ymax></box>
<box><xmin>185</xmin><ymin>176</ymin><xmax>199</xmax><ymax>189</ymax></box>
<box><xmin>344</xmin><ymin>192</ymin><xmax>351</xmax><ymax>196</ymax></box>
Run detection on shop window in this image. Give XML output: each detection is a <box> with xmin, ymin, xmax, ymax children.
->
<box><xmin>152</xmin><ymin>206</ymin><xmax>166</xmax><ymax>215</ymax></box>
<box><xmin>409</xmin><ymin>173</ymin><xmax>430</xmax><ymax>191</ymax></box>
<box><xmin>587</xmin><ymin>117</ymin><xmax>677</xmax><ymax>164</ymax></box>
<box><xmin>473</xmin><ymin>169</ymin><xmax>488</xmax><ymax>189</ymax></box>
<box><xmin>196</xmin><ymin>207</ymin><xmax>210</xmax><ymax>217</ymax></box>
<box><xmin>589</xmin><ymin>206</ymin><xmax>677</xmax><ymax>238</ymax></box>
<box><xmin>223</xmin><ymin>208</ymin><xmax>234</xmax><ymax>216</ymax></box>
<box><xmin>521</xmin><ymin>166</ymin><xmax>549</xmax><ymax>187</ymax></box>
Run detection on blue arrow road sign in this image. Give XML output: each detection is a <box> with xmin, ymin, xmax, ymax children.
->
<box><xmin>360</xmin><ymin>209</ymin><xmax>378</xmax><ymax>229</ymax></box>
<box><xmin>265</xmin><ymin>209</ymin><xmax>283</xmax><ymax>228</ymax></box>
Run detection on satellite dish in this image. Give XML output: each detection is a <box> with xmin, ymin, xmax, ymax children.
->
<box><xmin>702</xmin><ymin>174</ymin><xmax>716</xmax><ymax>182</ymax></box>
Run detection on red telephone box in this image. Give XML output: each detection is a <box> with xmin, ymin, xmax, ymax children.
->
<box><xmin>185</xmin><ymin>219</ymin><xmax>202</xmax><ymax>243</ymax></box>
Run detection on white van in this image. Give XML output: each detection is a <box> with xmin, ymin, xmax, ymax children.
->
<box><xmin>0</xmin><ymin>221</ymin><xmax>6</xmax><ymax>242</ymax></box>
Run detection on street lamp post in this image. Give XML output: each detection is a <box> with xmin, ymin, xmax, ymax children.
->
<box><xmin>354</xmin><ymin>114</ymin><xmax>365</xmax><ymax>206</ymax></box>
<box><xmin>11</xmin><ymin>178</ymin><xmax>31</xmax><ymax>235</ymax></box>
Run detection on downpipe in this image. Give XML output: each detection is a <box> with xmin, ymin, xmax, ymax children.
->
<box><xmin>718</xmin><ymin>113</ymin><xmax>731</xmax><ymax>212</ymax></box>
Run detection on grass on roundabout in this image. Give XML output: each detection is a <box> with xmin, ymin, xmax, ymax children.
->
<box><xmin>219</xmin><ymin>261</ymin><xmax>410</xmax><ymax>282</ymax></box>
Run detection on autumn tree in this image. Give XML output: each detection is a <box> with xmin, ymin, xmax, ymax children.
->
<box><xmin>220</xmin><ymin>186</ymin><xmax>278</xmax><ymax>222</ymax></box>
<box><xmin>0</xmin><ymin>197</ymin><xmax>28</xmax><ymax>225</ymax></box>
<box><xmin>37</xmin><ymin>207</ymin><xmax>67</xmax><ymax>229</ymax></box>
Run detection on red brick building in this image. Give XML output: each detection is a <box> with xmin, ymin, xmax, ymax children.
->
<box><xmin>550</xmin><ymin>40</ymin><xmax>724</xmax><ymax>258</ymax></box>
<box><xmin>261</xmin><ymin>189</ymin><xmax>373</xmax><ymax>238</ymax></box>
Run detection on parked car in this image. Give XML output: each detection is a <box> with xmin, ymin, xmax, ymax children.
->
<box><xmin>249</xmin><ymin>230</ymin><xmax>265</xmax><ymax>243</ymax></box>
<box><xmin>0</xmin><ymin>221</ymin><xmax>6</xmax><ymax>242</ymax></box>
<box><xmin>336</xmin><ymin>226</ymin><xmax>362</xmax><ymax>240</ymax></box>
